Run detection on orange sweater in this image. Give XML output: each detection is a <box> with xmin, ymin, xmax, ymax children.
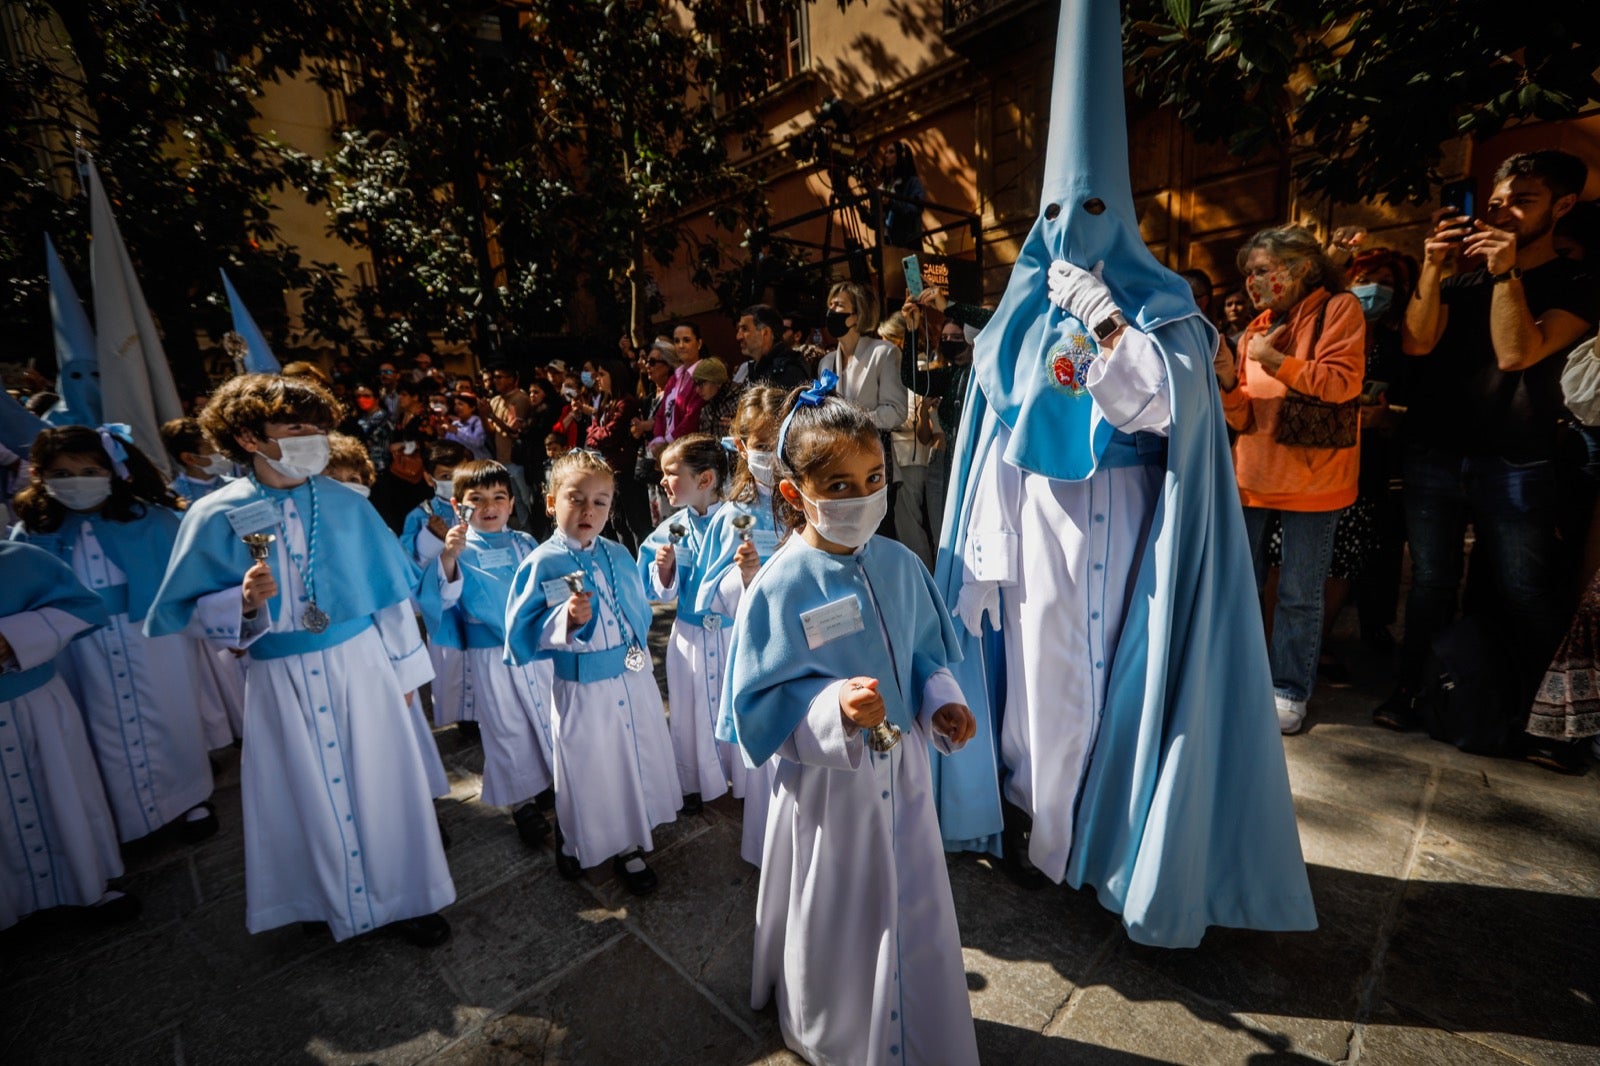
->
<box><xmin>1221</xmin><ymin>288</ymin><xmax>1366</xmax><ymax>512</ymax></box>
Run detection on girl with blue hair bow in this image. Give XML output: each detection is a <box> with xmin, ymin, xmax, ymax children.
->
<box><xmin>9</xmin><ymin>424</ymin><xmax>218</xmax><ymax>846</ymax></box>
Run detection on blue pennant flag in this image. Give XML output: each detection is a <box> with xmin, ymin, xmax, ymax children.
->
<box><xmin>45</xmin><ymin>232</ymin><xmax>101</xmax><ymax>427</ymax></box>
<box><xmin>221</xmin><ymin>269</ymin><xmax>281</xmax><ymax>374</ymax></box>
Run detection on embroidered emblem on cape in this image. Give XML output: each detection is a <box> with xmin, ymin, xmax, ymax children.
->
<box><xmin>1047</xmin><ymin>324</ymin><xmax>1096</xmax><ymax>396</ymax></box>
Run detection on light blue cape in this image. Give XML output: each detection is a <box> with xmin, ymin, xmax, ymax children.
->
<box><xmin>13</xmin><ymin>506</ymin><xmax>181</xmax><ymax>624</ymax></box>
<box><xmin>503</xmin><ymin>536</ymin><xmax>653</xmax><ymax>666</ymax></box>
<box><xmin>417</xmin><ymin>527</ymin><xmax>538</xmax><ymax>649</ymax></box>
<box><xmin>931</xmin><ymin>0</ymin><xmax>1314</xmax><ymax>948</ymax></box>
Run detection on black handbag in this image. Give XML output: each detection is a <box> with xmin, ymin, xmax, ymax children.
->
<box><xmin>1273</xmin><ymin>301</ymin><xmax>1359</xmax><ymax>449</ymax></box>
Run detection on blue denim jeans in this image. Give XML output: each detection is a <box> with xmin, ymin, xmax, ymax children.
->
<box><xmin>1398</xmin><ymin>446</ymin><xmax>1568</xmax><ymax>695</ymax></box>
<box><xmin>1243</xmin><ymin>506</ymin><xmax>1342</xmax><ymax>703</ymax></box>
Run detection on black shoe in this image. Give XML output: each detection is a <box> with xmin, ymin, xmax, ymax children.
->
<box><xmin>1318</xmin><ymin>655</ymin><xmax>1353</xmax><ymax>688</ymax></box>
<box><xmin>1525</xmin><ymin>741</ymin><xmax>1589</xmax><ymax>776</ymax></box>
<box><xmin>679</xmin><ymin>792</ymin><xmax>703</xmax><ymax>816</ymax></box>
<box><xmin>457</xmin><ymin>720</ymin><xmax>481</xmax><ymax>742</ymax></box>
<box><xmin>436</xmin><ymin>813</ymin><xmax>452</xmax><ymax>851</ymax></box>
<box><xmin>1000</xmin><ymin>801</ymin><xmax>1050</xmax><ymax>890</ymax></box>
<box><xmin>300</xmin><ymin>920</ymin><xmax>331</xmax><ymax>938</ymax></box>
<box><xmin>533</xmin><ymin>787</ymin><xmax>556</xmax><ymax>812</ymax></box>
<box><xmin>513</xmin><ymin>802</ymin><xmax>552</xmax><ymax>847</ymax></box>
<box><xmin>177</xmin><ymin>802</ymin><xmax>218</xmax><ymax>844</ymax></box>
<box><xmin>88</xmin><ymin>892</ymin><xmax>141</xmax><ymax>926</ymax></box>
<box><xmin>391</xmin><ymin>912</ymin><xmax>451</xmax><ymax>947</ymax></box>
<box><xmin>554</xmin><ymin>828</ymin><xmax>583</xmax><ymax>880</ymax></box>
<box><xmin>1372</xmin><ymin>688</ymin><xmax>1420</xmax><ymax>732</ymax></box>
<box><xmin>613</xmin><ymin>850</ymin><xmax>658</xmax><ymax>896</ymax></box>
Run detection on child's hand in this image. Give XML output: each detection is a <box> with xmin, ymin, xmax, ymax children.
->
<box><xmin>840</xmin><ymin>677</ymin><xmax>885</xmax><ymax>729</ymax></box>
<box><xmin>440</xmin><ymin>522</ymin><xmax>469</xmax><ymax>580</ymax></box>
<box><xmin>735</xmin><ymin>541</ymin><xmax>760</xmax><ymax>586</ymax></box>
<box><xmin>425</xmin><ymin>512</ymin><xmax>451</xmax><ymax>541</ymax></box>
<box><xmin>655</xmin><ymin>543</ymin><xmax>676</xmax><ymax>587</ymax></box>
<box><xmin>931</xmin><ymin>702</ymin><xmax>977</xmax><ymax>744</ymax></box>
<box><xmin>241</xmin><ymin>560</ymin><xmax>277</xmax><ymax>614</ymax></box>
<box><xmin>565</xmin><ymin>591</ymin><xmax>593</xmax><ymax>633</ymax></box>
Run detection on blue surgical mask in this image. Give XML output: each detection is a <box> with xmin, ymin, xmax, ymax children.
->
<box><xmin>1351</xmin><ymin>283</ymin><xmax>1394</xmax><ymax>321</ymax></box>
<box><xmin>580</xmin><ymin>371</ymin><xmax>595</xmax><ymax>388</ymax></box>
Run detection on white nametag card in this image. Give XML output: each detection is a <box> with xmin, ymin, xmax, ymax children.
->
<box><xmin>751</xmin><ymin>530</ymin><xmax>780</xmax><ymax>556</ymax></box>
<box><xmin>474</xmin><ymin>548</ymin><xmax>514</xmax><ymax>570</ymax></box>
<box><xmin>800</xmin><ymin>595</ymin><xmax>866</xmax><ymax>650</ymax></box>
<box><xmin>225</xmin><ymin>500</ymin><xmax>280</xmax><ymax>537</ymax></box>
<box><xmin>542</xmin><ymin>576</ymin><xmax>575</xmax><ymax>608</ymax></box>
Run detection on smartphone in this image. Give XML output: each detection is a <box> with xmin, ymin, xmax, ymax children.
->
<box><xmin>903</xmin><ymin>254</ymin><xmax>924</xmax><ymax>297</ymax></box>
<box><xmin>1441</xmin><ymin>178</ymin><xmax>1475</xmax><ymax>226</ymax></box>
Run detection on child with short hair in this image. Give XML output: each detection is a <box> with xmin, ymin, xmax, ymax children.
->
<box><xmin>145</xmin><ymin>373</ymin><xmax>454</xmax><ymax>946</ymax></box>
<box><xmin>635</xmin><ymin>433</ymin><xmax>730</xmax><ymax>815</ymax></box>
<box><xmin>11</xmin><ymin>425</ymin><xmax>218</xmax><ymax>844</ymax></box>
<box><xmin>0</xmin><ymin>540</ymin><xmax>139</xmax><ymax>929</ymax></box>
<box><xmin>698</xmin><ymin>385</ymin><xmax>787</xmax><ymax>864</ymax></box>
<box><xmin>325</xmin><ymin>432</ymin><xmax>376</xmax><ymax>496</ymax></box>
<box><xmin>504</xmin><ymin>450</ymin><xmax>678</xmax><ymax>894</ymax></box>
<box><xmin>402</xmin><ymin>440</ymin><xmax>474</xmax><ymax>734</ymax></box>
<box><xmin>161</xmin><ymin>417</ymin><xmax>234</xmax><ymax>507</ymax></box>
<box><xmin>419</xmin><ymin>460</ymin><xmax>556</xmax><ymax>848</ymax></box>
<box><xmin>724</xmin><ymin>376</ymin><xmax>979</xmax><ymax>1066</ymax></box>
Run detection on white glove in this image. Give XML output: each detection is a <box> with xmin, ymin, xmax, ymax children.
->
<box><xmin>1047</xmin><ymin>259</ymin><xmax>1119</xmax><ymax>329</ymax></box>
<box><xmin>952</xmin><ymin>581</ymin><xmax>1002</xmax><ymax>637</ymax></box>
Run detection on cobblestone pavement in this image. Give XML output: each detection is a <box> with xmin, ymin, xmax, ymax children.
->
<box><xmin>4</xmin><ymin>608</ymin><xmax>1598</xmax><ymax>1065</ymax></box>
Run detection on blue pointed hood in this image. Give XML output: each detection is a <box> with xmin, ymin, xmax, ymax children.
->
<box><xmin>973</xmin><ymin>0</ymin><xmax>1201</xmax><ymax>481</ymax></box>
<box><xmin>45</xmin><ymin>233</ymin><xmax>102</xmax><ymax>427</ymax></box>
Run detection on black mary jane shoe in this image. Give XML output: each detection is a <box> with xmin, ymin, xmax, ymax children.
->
<box><xmin>177</xmin><ymin>802</ymin><xmax>219</xmax><ymax>844</ymax></box>
<box><xmin>456</xmin><ymin>720</ymin><xmax>481</xmax><ymax>742</ymax></box>
<box><xmin>300</xmin><ymin>920</ymin><xmax>331</xmax><ymax>938</ymax></box>
<box><xmin>1000</xmin><ymin>801</ymin><xmax>1050</xmax><ymax>891</ymax></box>
<box><xmin>533</xmin><ymin>787</ymin><xmax>557</xmax><ymax>812</ymax></box>
<box><xmin>554</xmin><ymin>828</ymin><xmax>584</xmax><ymax>881</ymax></box>
<box><xmin>679</xmin><ymin>792</ymin><xmax>703</xmax><ymax>816</ymax></box>
<box><xmin>391</xmin><ymin>912</ymin><xmax>451</xmax><ymax>947</ymax></box>
<box><xmin>613</xmin><ymin>850</ymin><xmax>658</xmax><ymax>896</ymax></box>
<box><xmin>513</xmin><ymin>802</ymin><xmax>552</xmax><ymax>847</ymax></box>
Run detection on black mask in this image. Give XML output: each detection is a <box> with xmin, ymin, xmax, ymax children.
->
<box><xmin>824</xmin><ymin>310</ymin><xmax>851</xmax><ymax>336</ymax></box>
<box><xmin>939</xmin><ymin>338</ymin><xmax>968</xmax><ymax>359</ymax></box>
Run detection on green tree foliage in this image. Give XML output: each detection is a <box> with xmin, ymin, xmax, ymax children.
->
<box><xmin>1</xmin><ymin>0</ymin><xmax>806</xmax><ymax>373</ymax></box>
<box><xmin>1124</xmin><ymin>0</ymin><xmax>1600</xmax><ymax>204</ymax></box>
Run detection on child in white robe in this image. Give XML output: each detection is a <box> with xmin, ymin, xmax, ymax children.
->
<box><xmin>10</xmin><ymin>425</ymin><xmax>217</xmax><ymax>846</ymax></box>
<box><xmin>425</xmin><ymin>460</ymin><xmax>555</xmax><ymax>847</ymax></box>
<box><xmin>145</xmin><ymin>374</ymin><xmax>453</xmax><ymax>947</ymax></box>
<box><xmin>699</xmin><ymin>386</ymin><xmax>788</xmax><ymax>865</ymax></box>
<box><xmin>504</xmin><ymin>449</ymin><xmax>678</xmax><ymax>895</ymax></box>
<box><xmin>0</xmin><ymin>541</ymin><xmax>138</xmax><ymax>929</ymax></box>
<box><xmin>636</xmin><ymin>433</ymin><xmax>730</xmax><ymax>815</ymax></box>
<box><xmin>724</xmin><ymin>380</ymin><xmax>980</xmax><ymax>1066</ymax></box>
<box><xmin>162</xmin><ymin>416</ymin><xmax>245</xmax><ymax>749</ymax></box>
<box><xmin>402</xmin><ymin>440</ymin><xmax>473</xmax><ymax>733</ymax></box>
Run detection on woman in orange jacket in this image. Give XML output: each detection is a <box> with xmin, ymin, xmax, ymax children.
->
<box><xmin>1222</xmin><ymin>225</ymin><xmax>1366</xmax><ymax>734</ymax></box>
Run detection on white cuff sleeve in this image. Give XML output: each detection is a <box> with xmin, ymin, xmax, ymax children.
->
<box><xmin>437</xmin><ymin>567</ymin><xmax>464</xmax><ymax>609</ymax></box>
<box><xmin>0</xmin><ymin>608</ymin><xmax>96</xmax><ymax>671</ymax></box>
<box><xmin>918</xmin><ymin>668</ymin><xmax>969</xmax><ymax>755</ymax></box>
<box><xmin>1085</xmin><ymin>328</ymin><xmax>1171</xmax><ymax>436</ymax></box>
<box><xmin>414</xmin><ymin>528</ymin><xmax>446</xmax><ymax>565</ymax></box>
<box><xmin>375</xmin><ymin>601</ymin><xmax>434</xmax><ymax>691</ymax></box>
<box><xmin>779</xmin><ymin>679</ymin><xmax>864</xmax><ymax>770</ymax></box>
<box><xmin>195</xmin><ymin>586</ymin><xmax>268</xmax><ymax>648</ymax></box>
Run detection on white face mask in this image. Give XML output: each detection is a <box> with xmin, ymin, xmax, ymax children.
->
<box><xmin>261</xmin><ymin>434</ymin><xmax>330</xmax><ymax>480</ymax></box>
<box><xmin>197</xmin><ymin>453</ymin><xmax>232</xmax><ymax>478</ymax></box>
<box><xmin>433</xmin><ymin>479</ymin><xmax>454</xmax><ymax>499</ymax></box>
<box><xmin>45</xmin><ymin>476</ymin><xmax>114</xmax><ymax>511</ymax></box>
<box><xmin>344</xmin><ymin>482</ymin><xmax>372</xmax><ymax>498</ymax></box>
<box><xmin>800</xmin><ymin>484</ymin><xmax>887</xmax><ymax>549</ymax></box>
<box><xmin>745</xmin><ymin>448</ymin><xmax>776</xmax><ymax>488</ymax></box>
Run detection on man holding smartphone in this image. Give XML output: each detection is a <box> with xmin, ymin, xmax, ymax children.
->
<box><xmin>1377</xmin><ymin>150</ymin><xmax>1596</xmax><ymax>750</ymax></box>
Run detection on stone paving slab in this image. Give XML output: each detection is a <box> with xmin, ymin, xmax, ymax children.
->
<box><xmin>4</xmin><ymin>624</ymin><xmax>1600</xmax><ymax>1064</ymax></box>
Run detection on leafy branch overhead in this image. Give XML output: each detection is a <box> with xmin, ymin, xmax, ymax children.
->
<box><xmin>1123</xmin><ymin>0</ymin><xmax>1600</xmax><ymax>204</ymax></box>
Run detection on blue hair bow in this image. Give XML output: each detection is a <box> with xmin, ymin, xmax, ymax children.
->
<box><xmin>777</xmin><ymin>370</ymin><xmax>838</xmax><ymax>458</ymax></box>
<box><xmin>97</xmin><ymin>423</ymin><xmax>134</xmax><ymax>480</ymax></box>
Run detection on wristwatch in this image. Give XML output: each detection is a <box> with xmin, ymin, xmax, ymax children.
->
<box><xmin>1092</xmin><ymin>311</ymin><xmax>1127</xmax><ymax>342</ymax></box>
<box><xmin>1490</xmin><ymin>266</ymin><xmax>1523</xmax><ymax>284</ymax></box>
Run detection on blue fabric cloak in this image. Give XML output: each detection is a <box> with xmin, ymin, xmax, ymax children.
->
<box><xmin>932</xmin><ymin>0</ymin><xmax>1314</xmax><ymax>947</ymax></box>
<box><xmin>636</xmin><ymin>505</ymin><xmax>726</xmax><ymax>623</ymax></box>
<box><xmin>12</xmin><ymin>506</ymin><xmax>181</xmax><ymax>625</ymax></box>
<box><xmin>691</xmin><ymin>494</ymin><xmax>781</xmax><ymax>618</ymax></box>
<box><xmin>724</xmin><ymin>536</ymin><xmax>962</xmax><ymax>768</ymax></box>
<box><xmin>0</xmin><ymin>540</ymin><xmax>108</xmax><ymax>700</ymax></box>
<box><xmin>400</xmin><ymin>497</ymin><xmax>459</xmax><ymax>565</ymax></box>
<box><xmin>143</xmin><ymin>476</ymin><xmax>419</xmax><ymax>638</ymax></box>
<box><xmin>416</xmin><ymin>528</ymin><xmax>538</xmax><ymax>650</ymax></box>
<box><xmin>503</xmin><ymin>536</ymin><xmax>653</xmax><ymax>667</ymax></box>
